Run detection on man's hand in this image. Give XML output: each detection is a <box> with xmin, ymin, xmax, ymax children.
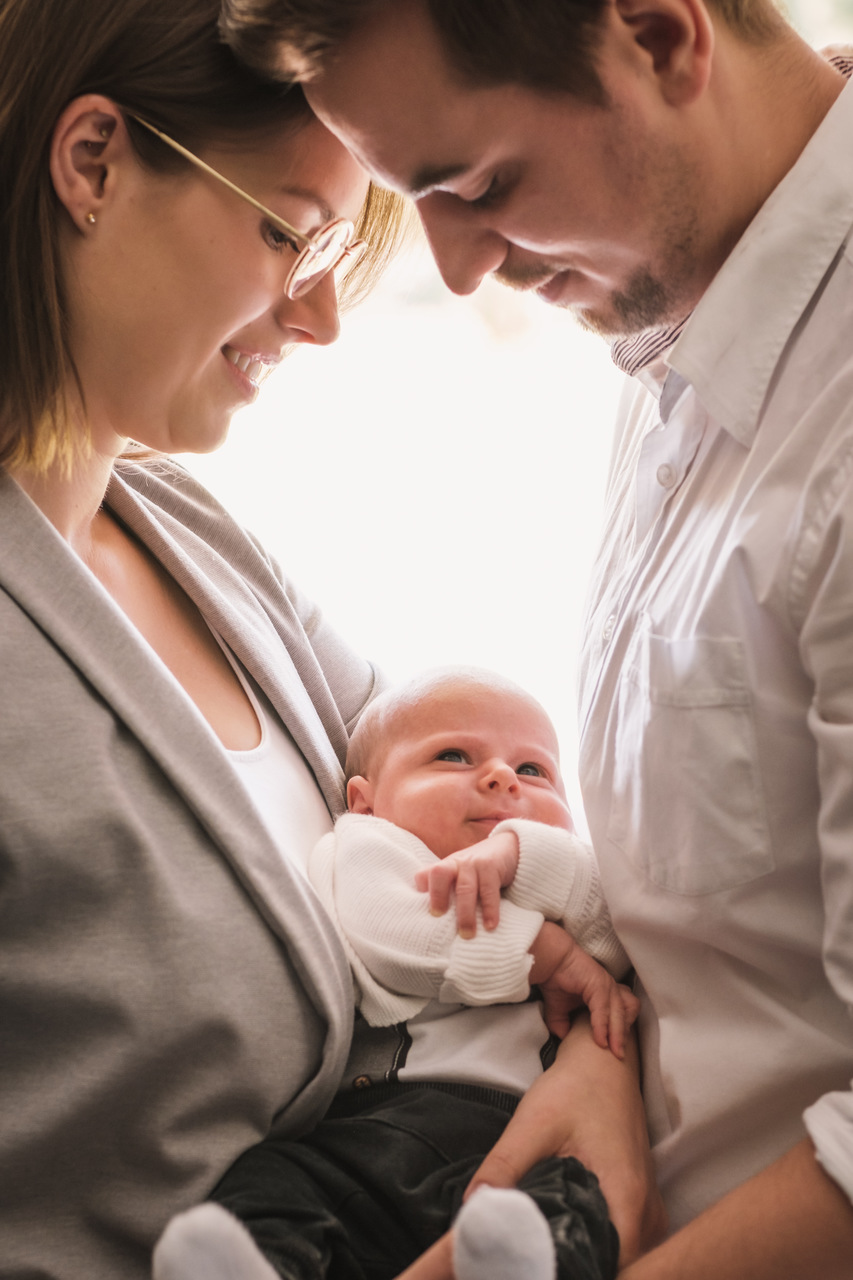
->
<box><xmin>530</xmin><ymin>921</ymin><xmax>640</xmax><ymax>1056</ymax></box>
<box><xmin>414</xmin><ymin>830</ymin><xmax>520</xmax><ymax>936</ymax></box>
<box><xmin>467</xmin><ymin>1014</ymin><xmax>667</xmax><ymax>1268</ymax></box>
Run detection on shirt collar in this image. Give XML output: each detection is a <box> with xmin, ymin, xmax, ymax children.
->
<box><xmin>670</xmin><ymin>73</ymin><xmax>853</xmax><ymax>447</ymax></box>
<box><xmin>611</xmin><ymin>61</ymin><xmax>853</xmax><ymax>447</ymax></box>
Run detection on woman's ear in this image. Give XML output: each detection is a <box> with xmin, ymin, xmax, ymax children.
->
<box><xmin>49</xmin><ymin>94</ymin><xmax>128</xmax><ymax>232</ymax></box>
<box><xmin>346</xmin><ymin>776</ymin><xmax>375</xmax><ymax>814</ymax></box>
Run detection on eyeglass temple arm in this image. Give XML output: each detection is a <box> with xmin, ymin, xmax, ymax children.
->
<box><xmin>125</xmin><ymin>112</ymin><xmax>314</xmax><ymax>249</ymax></box>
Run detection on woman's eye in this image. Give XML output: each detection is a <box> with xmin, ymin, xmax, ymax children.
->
<box><xmin>436</xmin><ymin>750</ymin><xmax>466</xmax><ymax>763</ymax></box>
<box><xmin>516</xmin><ymin>763</ymin><xmax>545</xmax><ymax>778</ymax></box>
<box><xmin>262</xmin><ymin>220</ymin><xmax>300</xmax><ymax>255</ymax></box>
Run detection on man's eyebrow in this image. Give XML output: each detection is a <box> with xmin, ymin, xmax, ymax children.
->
<box><xmin>278</xmin><ymin>184</ymin><xmax>337</xmax><ymax>224</ymax></box>
<box><xmin>409</xmin><ymin>162</ymin><xmax>468</xmax><ymax>199</ymax></box>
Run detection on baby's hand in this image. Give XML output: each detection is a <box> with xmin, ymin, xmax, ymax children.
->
<box><xmin>414</xmin><ymin>830</ymin><xmax>520</xmax><ymax>937</ymax></box>
<box><xmin>530</xmin><ymin>922</ymin><xmax>640</xmax><ymax>1058</ymax></box>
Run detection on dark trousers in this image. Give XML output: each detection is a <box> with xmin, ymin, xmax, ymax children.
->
<box><xmin>209</xmin><ymin>1085</ymin><xmax>619</xmax><ymax>1280</ymax></box>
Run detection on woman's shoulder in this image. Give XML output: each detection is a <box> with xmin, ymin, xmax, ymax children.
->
<box><xmin>110</xmin><ymin>455</ymin><xmax>281</xmax><ymax>578</ymax></box>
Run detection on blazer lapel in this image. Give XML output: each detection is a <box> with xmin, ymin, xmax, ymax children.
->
<box><xmin>0</xmin><ymin>473</ymin><xmax>343</xmax><ymax>951</ymax></box>
<box><xmin>106</xmin><ymin>467</ymin><xmax>348</xmax><ymax>816</ymax></box>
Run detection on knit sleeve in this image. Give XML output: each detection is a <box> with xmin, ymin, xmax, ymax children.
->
<box><xmin>494</xmin><ymin>818</ymin><xmax>631</xmax><ymax>978</ymax></box>
<box><xmin>308</xmin><ymin>814</ymin><xmax>543</xmax><ymax>1026</ymax></box>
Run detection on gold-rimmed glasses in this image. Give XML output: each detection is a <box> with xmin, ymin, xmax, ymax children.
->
<box><xmin>125</xmin><ymin>112</ymin><xmax>367</xmax><ymax>299</ymax></box>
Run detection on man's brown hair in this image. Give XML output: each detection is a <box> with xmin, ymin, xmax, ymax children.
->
<box><xmin>220</xmin><ymin>0</ymin><xmax>785</xmax><ymax>98</ymax></box>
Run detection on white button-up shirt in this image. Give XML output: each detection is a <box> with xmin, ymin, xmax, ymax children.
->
<box><xmin>579</xmin><ymin>75</ymin><xmax>853</xmax><ymax>1230</ymax></box>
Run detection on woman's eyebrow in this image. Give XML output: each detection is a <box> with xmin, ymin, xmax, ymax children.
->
<box><xmin>277</xmin><ymin>184</ymin><xmax>337</xmax><ymax>224</ymax></box>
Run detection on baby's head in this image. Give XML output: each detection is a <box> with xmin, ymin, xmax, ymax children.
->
<box><xmin>346</xmin><ymin>667</ymin><xmax>572</xmax><ymax>859</ymax></box>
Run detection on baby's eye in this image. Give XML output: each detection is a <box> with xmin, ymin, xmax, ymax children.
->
<box><xmin>436</xmin><ymin>749</ymin><xmax>467</xmax><ymax>763</ymax></box>
<box><xmin>516</xmin><ymin>762</ymin><xmax>545</xmax><ymax>778</ymax></box>
<box><xmin>262</xmin><ymin>220</ymin><xmax>300</xmax><ymax>255</ymax></box>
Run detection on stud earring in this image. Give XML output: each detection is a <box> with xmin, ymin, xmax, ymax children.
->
<box><xmin>85</xmin><ymin>212</ymin><xmax>96</xmax><ymax>225</ymax></box>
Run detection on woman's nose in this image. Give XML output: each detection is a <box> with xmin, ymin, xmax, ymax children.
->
<box><xmin>274</xmin><ymin>270</ymin><xmax>341</xmax><ymax>346</ymax></box>
<box><xmin>418</xmin><ymin>192</ymin><xmax>508</xmax><ymax>296</ymax></box>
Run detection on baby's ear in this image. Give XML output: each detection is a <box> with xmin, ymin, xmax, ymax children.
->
<box><xmin>346</xmin><ymin>776</ymin><xmax>374</xmax><ymax>814</ymax></box>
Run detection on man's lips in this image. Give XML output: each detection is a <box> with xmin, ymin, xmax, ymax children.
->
<box><xmin>535</xmin><ymin>271</ymin><xmax>576</xmax><ymax>304</ymax></box>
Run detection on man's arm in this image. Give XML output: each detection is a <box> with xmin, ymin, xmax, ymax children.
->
<box><xmin>470</xmin><ymin>1013</ymin><xmax>666</xmax><ymax>1267</ymax></box>
<box><xmin>394</xmin><ymin>1011</ymin><xmax>665</xmax><ymax>1280</ymax></box>
<box><xmin>471</xmin><ymin>1016</ymin><xmax>853</xmax><ymax>1277</ymax></box>
<box><xmin>620</xmin><ymin>1139</ymin><xmax>853</xmax><ymax>1280</ymax></box>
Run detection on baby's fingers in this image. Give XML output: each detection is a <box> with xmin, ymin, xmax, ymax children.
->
<box><xmin>618</xmin><ymin>985</ymin><xmax>641</xmax><ymax>1029</ymax></box>
<box><xmin>472</xmin><ymin>867</ymin><xmax>504</xmax><ymax>932</ymax></box>
<box><xmin>541</xmin><ymin>989</ymin><xmax>574</xmax><ymax>1041</ymax></box>
<box><xmin>587</xmin><ymin>988</ymin><xmax>615</xmax><ymax>1054</ymax></box>
<box><xmin>604</xmin><ymin>986</ymin><xmax>630</xmax><ymax>1060</ymax></box>
<box><xmin>414</xmin><ymin>861</ymin><xmax>457</xmax><ymax>917</ymax></box>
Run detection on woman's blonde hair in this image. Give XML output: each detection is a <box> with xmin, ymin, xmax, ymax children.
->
<box><xmin>0</xmin><ymin>0</ymin><xmax>408</xmax><ymax>475</ymax></box>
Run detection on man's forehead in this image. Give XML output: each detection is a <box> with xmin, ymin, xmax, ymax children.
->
<box><xmin>303</xmin><ymin>1</ymin><xmax>499</xmax><ymax>194</ymax></box>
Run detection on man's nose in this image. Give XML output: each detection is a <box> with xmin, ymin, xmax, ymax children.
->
<box><xmin>418</xmin><ymin>192</ymin><xmax>507</xmax><ymax>295</ymax></box>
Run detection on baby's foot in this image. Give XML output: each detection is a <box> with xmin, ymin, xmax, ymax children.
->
<box><xmin>152</xmin><ymin>1202</ymin><xmax>281</xmax><ymax>1280</ymax></box>
<box><xmin>452</xmin><ymin>1187</ymin><xmax>556</xmax><ymax>1280</ymax></box>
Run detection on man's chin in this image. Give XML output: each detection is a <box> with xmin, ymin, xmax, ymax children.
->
<box><xmin>494</xmin><ymin>262</ymin><xmax>683</xmax><ymax>339</ymax></box>
<box><xmin>572</xmin><ymin>277</ymin><xmax>680</xmax><ymax>340</ymax></box>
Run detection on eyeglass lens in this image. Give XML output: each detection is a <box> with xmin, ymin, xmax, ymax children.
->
<box><xmin>287</xmin><ymin>220</ymin><xmax>363</xmax><ymax>299</ymax></box>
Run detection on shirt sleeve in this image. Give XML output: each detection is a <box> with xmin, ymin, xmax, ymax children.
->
<box><xmin>494</xmin><ymin>818</ymin><xmax>632</xmax><ymax>979</ymax></box>
<box><xmin>790</xmin><ymin>447</ymin><xmax>853</xmax><ymax>1203</ymax></box>
<box><xmin>308</xmin><ymin>814</ymin><xmax>544</xmax><ymax>1027</ymax></box>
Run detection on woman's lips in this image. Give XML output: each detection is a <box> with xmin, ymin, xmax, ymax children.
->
<box><xmin>222</xmin><ymin>344</ymin><xmax>278</xmax><ymax>390</ymax></box>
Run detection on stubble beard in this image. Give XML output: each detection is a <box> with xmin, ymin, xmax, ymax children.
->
<box><xmin>575</xmin><ymin>265</ymin><xmax>679</xmax><ymax>338</ymax></box>
<box><xmin>497</xmin><ymin>128</ymin><xmax>705</xmax><ymax>339</ymax></box>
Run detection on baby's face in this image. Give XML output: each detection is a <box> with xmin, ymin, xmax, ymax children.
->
<box><xmin>351</xmin><ymin>685</ymin><xmax>572</xmax><ymax>859</ymax></box>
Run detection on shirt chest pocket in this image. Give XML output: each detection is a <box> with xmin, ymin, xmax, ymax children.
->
<box><xmin>606</xmin><ymin>626</ymin><xmax>774</xmax><ymax>895</ymax></box>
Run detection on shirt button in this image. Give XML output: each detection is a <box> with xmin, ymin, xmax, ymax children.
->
<box><xmin>602</xmin><ymin>614</ymin><xmax>616</xmax><ymax>643</ymax></box>
<box><xmin>656</xmin><ymin>463</ymin><xmax>676</xmax><ymax>489</ymax></box>
<box><xmin>352</xmin><ymin>1074</ymin><xmax>373</xmax><ymax>1090</ymax></box>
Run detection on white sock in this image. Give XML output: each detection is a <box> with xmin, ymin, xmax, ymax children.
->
<box><xmin>152</xmin><ymin>1202</ymin><xmax>282</xmax><ymax>1280</ymax></box>
<box><xmin>452</xmin><ymin>1186</ymin><xmax>557</xmax><ymax>1280</ymax></box>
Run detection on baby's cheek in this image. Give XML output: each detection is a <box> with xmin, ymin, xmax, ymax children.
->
<box><xmin>530</xmin><ymin>795</ymin><xmax>574</xmax><ymax>833</ymax></box>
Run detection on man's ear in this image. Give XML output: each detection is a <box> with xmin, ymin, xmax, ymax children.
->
<box><xmin>347</xmin><ymin>776</ymin><xmax>375</xmax><ymax>814</ymax></box>
<box><xmin>49</xmin><ymin>94</ymin><xmax>129</xmax><ymax>232</ymax></box>
<box><xmin>614</xmin><ymin>0</ymin><xmax>714</xmax><ymax>106</ymax></box>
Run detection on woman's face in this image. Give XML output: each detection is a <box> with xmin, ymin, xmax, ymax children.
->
<box><xmin>65</xmin><ymin>115</ymin><xmax>369</xmax><ymax>456</ymax></box>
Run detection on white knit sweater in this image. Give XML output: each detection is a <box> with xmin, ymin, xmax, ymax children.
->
<box><xmin>308</xmin><ymin>814</ymin><xmax>629</xmax><ymax>1027</ymax></box>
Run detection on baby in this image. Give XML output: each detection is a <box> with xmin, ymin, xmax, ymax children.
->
<box><xmin>155</xmin><ymin>668</ymin><xmax>638</xmax><ymax>1280</ymax></box>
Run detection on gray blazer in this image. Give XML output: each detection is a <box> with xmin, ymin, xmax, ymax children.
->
<box><xmin>0</xmin><ymin>461</ymin><xmax>378</xmax><ymax>1279</ymax></box>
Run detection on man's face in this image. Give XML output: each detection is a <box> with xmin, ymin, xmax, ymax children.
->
<box><xmin>304</xmin><ymin>1</ymin><xmax>713</xmax><ymax>336</ymax></box>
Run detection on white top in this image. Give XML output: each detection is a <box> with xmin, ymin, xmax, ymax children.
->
<box><xmin>219</xmin><ymin>641</ymin><xmax>333</xmax><ymax>869</ymax></box>
<box><xmin>578</xmin><ymin>76</ymin><xmax>853</xmax><ymax>1230</ymax></box>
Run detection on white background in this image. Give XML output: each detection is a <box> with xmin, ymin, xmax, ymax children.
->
<box><xmin>183</xmin><ymin>3</ymin><xmax>852</xmax><ymax>827</ymax></box>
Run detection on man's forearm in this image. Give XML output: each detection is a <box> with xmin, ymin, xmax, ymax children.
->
<box><xmin>622</xmin><ymin>1138</ymin><xmax>853</xmax><ymax>1280</ymax></box>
